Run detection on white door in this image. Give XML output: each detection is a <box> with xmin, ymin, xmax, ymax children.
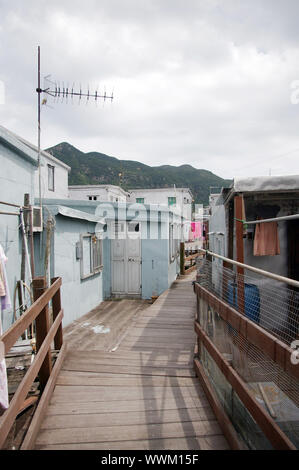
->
<box><xmin>111</xmin><ymin>221</ymin><xmax>141</xmax><ymax>295</ymax></box>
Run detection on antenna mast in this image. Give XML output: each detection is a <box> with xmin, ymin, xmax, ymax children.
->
<box><xmin>35</xmin><ymin>46</ymin><xmax>114</xmax><ymax>208</ymax></box>
<box><xmin>37</xmin><ymin>46</ymin><xmax>42</xmax><ymax>209</ymax></box>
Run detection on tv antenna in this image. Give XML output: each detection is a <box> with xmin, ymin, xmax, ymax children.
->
<box><xmin>36</xmin><ymin>46</ymin><xmax>114</xmax><ymax>207</ymax></box>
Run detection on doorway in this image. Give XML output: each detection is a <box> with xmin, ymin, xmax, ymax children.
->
<box><xmin>111</xmin><ymin>221</ymin><xmax>141</xmax><ymax>296</ymax></box>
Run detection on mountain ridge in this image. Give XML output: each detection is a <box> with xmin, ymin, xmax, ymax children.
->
<box><xmin>46</xmin><ymin>142</ymin><xmax>232</xmax><ymax>205</ymax></box>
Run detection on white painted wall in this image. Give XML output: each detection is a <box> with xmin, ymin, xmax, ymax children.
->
<box><xmin>69</xmin><ymin>185</ymin><xmax>128</xmax><ymax>203</ymax></box>
<box><xmin>128</xmin><ymin>188</ymin><xmax>193</xmax><ymax>221</ymax></box>
<box><xmin>35</xmin><ymin>152</ymin><xmax>70</xmax><ymax>200</ymax></box>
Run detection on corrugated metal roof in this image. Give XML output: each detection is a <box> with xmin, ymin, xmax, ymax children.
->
<box><xmin>45</xmin><ymin>204</ymin><xmax>105</xmax><ymax>224</ymax></box>
<box><xmin>233</xmin><ymin>175</ymin><xmax>299</xmax><ymax>193</ymax></box>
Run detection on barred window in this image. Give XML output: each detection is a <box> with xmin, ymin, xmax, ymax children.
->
<box><xmin>80</xmin><ymin>233</ymin><xmax>103</xmax><ymax>279</ymax></box>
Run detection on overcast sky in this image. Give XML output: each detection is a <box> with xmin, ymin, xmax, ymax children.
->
<box><xmin>1</xmin><ymin>0</ymin><xmax>299</xmax><ymax>179</ymax></box>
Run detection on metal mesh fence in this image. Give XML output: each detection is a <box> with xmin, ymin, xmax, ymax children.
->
<box><xmin>197</xmin><ymin>293</ymin><xmax>299</xmax><ymax>449</ymax></box>
<box><xmin>196</xmin><ymin>256</ymin><xmax>299</xmax><ymax>345</ymax></box>
<box><xmin>196</xmin><ymin>256</ymin><xmax>299</xmax><ymax>449</ymax></box>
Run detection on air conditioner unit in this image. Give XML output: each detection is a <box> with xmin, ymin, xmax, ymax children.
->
<box><xmin>32</xmin><ymin>206</ymin><xmax>43</xmax><ymax>232</ymax></box>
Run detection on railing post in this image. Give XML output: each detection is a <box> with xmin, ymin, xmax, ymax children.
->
<box><xmin>51</xmin><ymin>277</ymin><xmax>63</xmax><ymax>350</ymax></box>
<box><xmin>234</xmin><ymin>195</ymin><xmax>245</xmax><ymax>315</ymax></box>
<box><xmin>32</xmin><ymin>276</ymin><xmax>52</xmax><ymax>391</ymax></box>
<box><xmin>180</xmin><ymin>242</ymin><xmax>185</xmax><ymax>275</ymax></box>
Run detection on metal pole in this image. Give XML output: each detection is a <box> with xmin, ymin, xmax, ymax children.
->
<box><xmin>245</xmin><ymin>214</ymin><xmax>299</xmax><ymax>225</ymax></box>
<box><xmin>37</xmin><ymin>45</ymin><xmax>42</xmax><ymax>210</ymax></box>
<box><xmin>235</xmin><ymin>195</ymin><xmax>245</xmax><ymax>314</ymax></box>
<box><xmin>0</xmin><ymin>211</ymin><xmax>20</xmax><ymax>216</ymax></box>
<box><xmin>0</xmin><ymin>201</ymin><xmax>21</xmax><ymax>208</ymax></box>
<box><xmin>199</xmin><ymin>249</ymin><xmax>299</xmax><ymax>289</ymax></box>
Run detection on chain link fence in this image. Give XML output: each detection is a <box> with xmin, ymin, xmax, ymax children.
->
<box><xmin>196</xmin><ymin>256</ymin><xmax>299</xmax><ymax>345</ymax></box>
<box><xmin>196</xmin><ymin>256</ymin><xmax>299</xmax><ymax>449</ymax></box>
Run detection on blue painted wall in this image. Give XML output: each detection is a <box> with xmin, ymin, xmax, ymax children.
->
<box><xmin>102</xmin><ymin>236</ymin><xmax>111</xmax><ymax>299</ymax></box>
<box><xmin>141</xmin><ymin>238</ymin><xmax>170</xmax><ymax>298</ymax></box>
<box><xmin>34</xmin><ymin>213</ymin><xmax>104</xmax><ymax>328</ymax></box>
<box><xmin>0</xmin><ymin>142</ymin><xmax>36</xmax><ymax>332</ymax></box>
<box><xmin>102</xmin><ymin>217</ymin><xmax>179</xmax><ymax>300</ymax></box>
<box><xmin>37</xmin><ymin>201</ymin><xmax>181</xmax><ymax>304</ymax></box>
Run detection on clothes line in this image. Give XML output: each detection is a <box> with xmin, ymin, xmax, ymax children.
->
<box><xmin>199</xmin><ymin>248</ymin><xmax>299</xmax><ymax>289</ymax></box>
<box><xmin>0</xmin><ymin>201</ymin><xmax>33</xmax><ymax>216</ymax></box>
<box><xmin>0</xmin><ymin>211</ymin><xmax>20</xmax><ymax>216</ymax></box>
<box><xmin>0</xmin><ymin>200</ymin><xmax>21</xmax><ymax>216</ymax></box>
<box><xmin>0</xmin><ymin>200</ymin><xmax>21</xmax><ymax>208</ymax></box>
<box><xmin>235</xmin><ymin>213</ymin><xmax>299</xmax><ymax>225</ymax></box>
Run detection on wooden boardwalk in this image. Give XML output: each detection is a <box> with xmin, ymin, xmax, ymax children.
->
<box><xmin>34</xmin><ymin>274</ymin><xmax>229</xmax><ymax>450</ymax></box>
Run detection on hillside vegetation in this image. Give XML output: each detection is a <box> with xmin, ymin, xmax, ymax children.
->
<box><xmin>46</xmin><ymin>142</ymin><xmax>231</xmax><ymax>205</ymax></box>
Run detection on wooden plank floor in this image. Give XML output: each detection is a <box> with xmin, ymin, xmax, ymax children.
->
<box><xmin>34</xmin><ymin>274</ymin><xmax>229</xmax><ymax>450</ymax></box>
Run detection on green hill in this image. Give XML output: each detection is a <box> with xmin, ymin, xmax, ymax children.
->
<box><xmin>46</xmin><ymin>142</ymin><xmax>232</xmax><ymax>205</ymax></box>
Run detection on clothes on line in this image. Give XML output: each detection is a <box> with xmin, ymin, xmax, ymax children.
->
<box><xmin>0</xmin><ymin>317</ymin><xmax>8</xmax><ymax>412</ymax></box>
<box><xmin>0</xmin><ymin>244</ymin><xmax>9</xmax><ymax>412</ymax></box>
<box><xmin>253</xmin><ymin>221</ymin><xmax>280</xmax><ymax>256</ymax></box>
<box><xmin>0</xmin><ymin>261</ymin><xmax>5</xmax><ymax>297</ymax></box>
<box><xmin>189</xmin><ymin>222</ymin><xmax>202</xmax><ymax>241</ymax></box>
<box><xmin>0</xmin><ymin>244</ymin><xmax>11</xmax><ymax>311</ymax></box>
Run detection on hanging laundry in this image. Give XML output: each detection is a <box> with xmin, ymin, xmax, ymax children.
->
<box><xmin>0</xmin><ymin>244</ymin><xmax>11</xmax><ymax>311</ymax></box>
<box><xmin>0</xmin><ymin>244</ymin><xmax>10</xmax><ymax>411</ymax></box>
<box><xmin>253</xmin><ymin>221</ymin><xmax>280</xmax><ymax>256</ymax></box>
<box><xmin>0</xmin><ymin>260</ymin><xmax>5</xmax><ymax>297</ymax></box>
<box><xmin>0</xmin><ymin>322</ymin><xmax>8</xmax><ymax>412</ymax></box>
<box><xmin>189</xmin><ymin>222</ymin><xmax>202</xmax><ymax>241</ymax></box>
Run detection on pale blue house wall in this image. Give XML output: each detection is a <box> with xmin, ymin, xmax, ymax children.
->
<box><xmin>102</xmin><ymin>219</ymin><xmax>179</xmax><ymax>300</ymax></box>
<box><xmin>39</xmin><ymin>199</ymin><xmax>181</xmax><ymax>303</ymax></box>
<box><xmin>168</xmin><ymin>256</ymin><xmax>180</xmax><ymax>288</ymax></box>
<box><xmin>0</xmin><ymin>142</ymin><xmax>36</xmax><ymax>332</ymax></box>
<box><xmin>141</xmin><ymin>239</ymin><xmax>169</xmax><ymax>298</ymax></box>
<box><xmin>34</xmin><ymin>213</ymin><xmax>103</xmax><ymax>328</ymax></box>
<box><xmin>102</xmin><ymin>237</ymin><xmax>111</xmax><ymax>299</ymax></box>
<box><xmin>54</xmin><ymin>216</ymin><xmax>103</xmax><ymax>327</ymax></box>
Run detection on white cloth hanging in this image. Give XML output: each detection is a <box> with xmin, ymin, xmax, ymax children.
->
<box><xmin>0</xmin><ymin>313</ymin><xmax>8</xmax><ymax>412</ymax></box>
<box><xmin>0</xmin><ymin>244</ymin><xmax>9</xmax><ymax>412</ymax></box>
<box><xmin>0</xmin><ymin>244</ymin><xmax>11</xmax><ymax>311</ymax></box>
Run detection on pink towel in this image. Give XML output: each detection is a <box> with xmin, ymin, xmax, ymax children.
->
<box><xmin>189</xmin><ymin>222</ymin><xmax>202</xmax><ymax>240</ymax></box>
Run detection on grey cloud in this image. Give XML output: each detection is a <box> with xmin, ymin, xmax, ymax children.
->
<box><xmin>0</xmin><ymin>0</ymin><xmax>299</xmax><ymax>180</ymax></box>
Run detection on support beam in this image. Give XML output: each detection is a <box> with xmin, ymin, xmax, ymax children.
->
<box><xmin>234</xmin><ymin>195</ymin><xmax>245</xmax><ymax>314</ymax></box>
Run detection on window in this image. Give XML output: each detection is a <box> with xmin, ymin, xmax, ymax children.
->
<box><xmin>48</xmin><ymin>165</ymin><xmax>55</xmax><ymax>191</ymax></box>
<box><xmin>128</xmin><ymin>222</ymin><xmax>140</xmax><ymax>232</ymax></box>
<box><xmin>92</xmin><ymin>236</ymin><xmax>103</xmax><ymax>271</ymax></box>
<box><xmin>136</xmin><ymin>198</ymin><xmax>144</xmax><ymax>204</ymax></box>
<box><xmin>88</xmin><ymin>196</ymin><xmax>97</xmax><ymax>201</ymax></box>
<box><xmin>168</xmin><ymin>197</ymin><xmax>176</xmax><ymax>207</ymax></box>
<box><xmin>113</xmin><ymin>222</ymin><xmax>125</xmax><ymax>239</ymax></box>
<box><xmin>80</xmin><ymin>233</ymin><xmax>103</xmax><ymax>279</ymax></box>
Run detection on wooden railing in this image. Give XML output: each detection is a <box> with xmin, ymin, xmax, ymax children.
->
<box><xmin>0</xmin><ymin>276</ymin><xmax>67</xmax><ymax>449</ymax></box>
<box><xmin>193</xmin><ymin>282</ymin><xmax>298</xmax><ymax>450</ymax></box>
<box><xmin>180</xmin><ymin>242</ymin><xmax>202</xmax><ymax>275</ymax></box>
